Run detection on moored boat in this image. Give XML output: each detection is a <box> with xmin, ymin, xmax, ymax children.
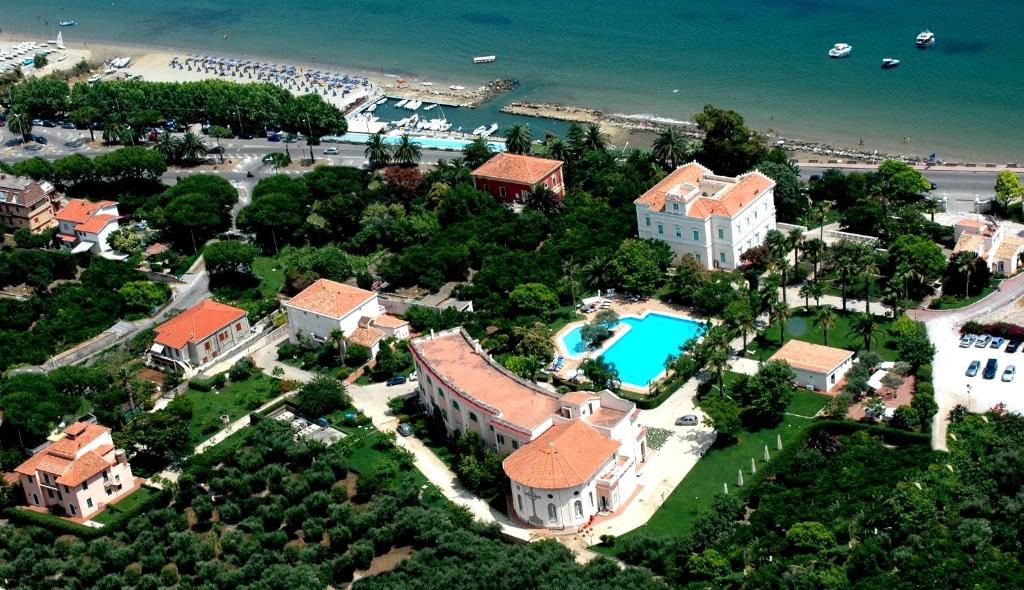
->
<box><xmin>828</xmin><ymin>43</ymin><xmax>852</xmax><ymax>58</ymax></box>
<box><xmin>473</xmin><ymin>55</ymin><xmax>496</xmax><ymax>64</ymax></box>
<box><xmin>881</xmin><ymin>58</ymin><xmax>900</xmax><ymax>69</ymax></box>
<box><xmin>916</xmin><ymin>30</ymin><xmax>935</xmax><ymax>48</ymax></box>
<box><xmin>395</xmin><ymin>98</ymin><xmax>409</xmax><ymax>108</ymax></box>
<box><xmin>58</xmin><ymin>19</ymin><xmax>76</xmax><ymax>27</ymax></box>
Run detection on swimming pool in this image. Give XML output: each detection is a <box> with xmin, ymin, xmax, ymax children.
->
<box><xmin>325</xmin><ymin>132</ymin><xmax>506</xmax><ymax>152</ymax></box>
<box><xmin>561</xmin><ymin>312</ymin><xmax>704</xmax><ymax>388</ymax></box>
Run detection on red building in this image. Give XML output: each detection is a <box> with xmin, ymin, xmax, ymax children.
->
<box><xmin>471</xmin><ymin>153</ymin><xmax>565</xmax><ymax>202</ymax></box>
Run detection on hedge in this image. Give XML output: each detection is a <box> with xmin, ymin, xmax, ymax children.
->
<box><xmin>189</xmin><ymin>372</ymin><xmax>227</xmax><ymax>392</ymax></box>
<box><xmin>961</xmin><ymin>321</ymin><xmax>1024</xmax><ymax>339</ymax></box>
<box><xmin>2</xmin><ymin>484</ymin><xmax>169</xmax><ymax>538</ymax></box>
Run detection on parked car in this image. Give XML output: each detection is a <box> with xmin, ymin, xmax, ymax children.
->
<box><xmin>324</xmin><ymin>147</ymin><xmax>339</xmax><ymax>155</ymax></box>
<box><xmin>408</xmin><ymin>371</ymin><xmax>417</xmax><ymax>382</ymax></box>
<box><xmin>61</xmin><ymin>121</ymin><xmax>76</xmax><ymax>129</ymax></box>
<box><xmin>397</xmin><ymin>423</ymin><xmax>414</xmax><ymax>437</ymax></box>
<box><xmin>991</xmin><ymin>337</ymin><xmax>1005</xmax><ymax>349</ymax></box>
<box><xmin>983</xmin><ymin>358</ymin><xmax>998</xmax><ymax>380</ymax></box>
<box><xmin>966</xmin><ymin>360</ymin><xmax>981</xmax><ymax>377</ymax></box>
<box><xmin>266</xmin><ymin>133</ymin><xmax>282</xmax><ymax>142</ymax></box>
<box><xmin>42</xmin><ymin>120</ymin><xmax>57</xmax><ymax>128</ymax></box>
<box><xmin>237</xmin><ymin>132</ymin><xmax>255</xmax><ymax>140</ymax></box>
<box><xmin>27</xmin><ymin>133</ymin><xmax>47</xmax><ymax>144</ymax></box>
<box><xmin>675</xmin><ymin>415</ymin><xmax>699</xmax><ymax>426</ymax></box>
<box><xmin>206</xmin><ymin>145</ymin><xmax>224</xmax><ymax>154</ymax></box>
<box><xmin>23</xmin><ymin>143</ymin><xmax>43</xmax><ymax>151</ymax></box>
<box><xmin>385</xmin><ymin>375</ymin><xmax>407</xmax><ymax>387</ymax></box>
<box><xmin>1003</xmin><ymin>365</ymin><xmax>1016</xmax><ymax>382</ymax></box>
<box><xmin>975</xmin><ymin>335</ymin><xmax>992</xmax><ymax>348</ymax></box>
<box><xmin>31</xmin><ymin>118</ymin><xmax>45</xmax><ymax>126</ymax></box>
<box><xmin>960</xmin><ymin>334</ymin><xmax>977</xmax><ymax>348</ymax></box>
<box><xmin>1007</xmin><ymin>340</ymin><xmax>1021</xmax><ymax>353</ymax></box>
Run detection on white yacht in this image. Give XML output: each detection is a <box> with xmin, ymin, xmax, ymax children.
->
<box><xmin>423</xmin><ymin>103</ymin><xmax>438</xmax><ymax>111</ymax></box>
<box><xmin>472</xmin><ymin>125</ymin><xmax>488</xmax><ymax>136</ymax></box>
<box><xmin>881</xmin><ymin>58</ymin><xmax>900</xmax><ymax>69</ymax></box>
<box><xmin>395</xmin><ymin>98</ymin><xmax>409</xmax><ymax>108</ymax></box>
<box><xmin>828</xmin><ymin>43</ymin><xmax>852</xmax><ymax>58</ymax></box>
<box><xmin>916</xmin><ymin>30</ymin><xmax>935</xmax><ymax>48</ymax></box>
<box><xmin>480</xmin><ymin>123</ymin><xmax>499</xmax><ymax>137</ymax></box>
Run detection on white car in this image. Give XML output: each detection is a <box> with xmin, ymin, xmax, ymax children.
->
<box><xmin>960</xmin><ymin>334</ymin><xmax>977</xmax><ymax>348</ymax></box>
<box><xmin>324</xmin><ymin>147</ymin><xmax>339</xmax><ymax>155</ymax></box>
<box><xmin>975</xmin><ymin>335</ymin><xmax>992</xmax><ymax>348</ymax></box>
<box><xmin>1003</xmin><ymin>365</ymin><xmax>1016</xmax><ymax>382</ymax></box>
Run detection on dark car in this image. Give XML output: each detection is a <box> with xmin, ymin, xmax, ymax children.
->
<box><xmin>237</xmin><ymin>132</ymin><xmax>255</xmax><ymax>140</ymax></box>
<box><xmin>397</xmin><ymin>423</ymin><xmax>413</xmax><ymax>437</ymax></box>
<box><xmin>27</xmin><ymin>133</ymin><xmax>48</xmax><ymax>145</ymax></box>
<box><xmin>1007</xmin><ymin>340</ymin><xmax>1021</xmax><ymax>353</ymax></box>
<box><xmin>983</xmin><ymin>358</ymin><xmax>999</xmax><ymax>380</ymax></box>
<box><xmin>966</xmin><ymin>360</ymin><xmax>981</xmax><ymax>377</ymax></box>
<box><xmin>267</xmin><ymin>134</ymin><xmax>282</xmax><ymax>142</ymax></box>
<box><xmin>62</xmin><ymin>121</ymin><xmax>76</xmax><ymax>129</ymax></box>
<box><xmin>42</xmin><ymin>120</ymin><xmax>57</xmax><ymax>128</ymax></box>
<box><xmin>385</xmin><ymin>375</ymin><xmax>407</xmax><ymax>387</ymax></box>
<box><xmin>207</xmin><ymin>145</ymin><xmax>224</xmax><ymax>154</ymax></box>
<box><xmin>929</xmin><ymin>182</ymin><xmax>938</xmax><ymax>191</ymax></box>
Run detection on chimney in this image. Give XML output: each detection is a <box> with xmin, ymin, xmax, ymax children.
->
<box><xmin>115</xmin><ymin>449</ymin><xmax>127</xmax><ymax>465</ymax></box>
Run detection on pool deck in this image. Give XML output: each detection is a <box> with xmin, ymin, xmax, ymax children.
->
<box><xmin>552</xmin><ymin>296</ymin><xmax>710</xmax><ymax>393</ymax></box>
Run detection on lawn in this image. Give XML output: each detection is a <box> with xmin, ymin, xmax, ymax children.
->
<box><xmin>787</xmin><ymin>388</ymin><xmax>832</xmax><ymax>417</ymax></box>
<box><xmin>747</xmin><ymin>309</ymin><xmax>899</xmax><ymax>361</ymax></box>
<box><xmin>184</xmin><ymin>374</ymin><xmax>279</xmax><ymax>445</ymax></box>
<box><xmin>92</xmin><ymin>486</ymin><xmax>158</xmax><ymax>525</ymax></box>
<box><xmin>252</xmin><ymin>256</ymin><xmax>285</xmax><ymax>298</ymax></box>
<box><xmin>930</xmin><ymin>284</ymin><xmax>998</xmax><ymax>310</ymax></box>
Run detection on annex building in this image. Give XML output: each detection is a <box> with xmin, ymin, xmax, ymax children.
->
<box><xmin>471</xmin><ymin>152</ymin><xmax>565</xmax><ymax>203</ymax></box>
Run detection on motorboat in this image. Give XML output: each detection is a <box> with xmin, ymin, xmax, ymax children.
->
<box><xmin>449</xmin><ymin>85</ymin><xmax>465</xmax><ymax>90</ymax></box>
<box><xmin>366</xmin><ymin>104</ymin><xmax>377</xmax><ymax>112</ymax></box>
<box><xmin>916</xmin><ymin>30</ymin><xmax>935</xmax><ymax>48</ymax></box>
<box><xmin>406</xmin><ymin>99</ymin><xmax>421</xmax><ymax>110</ymax></box>
<box><xmin>480</xmin><ymin>123</ymin><xmax>499</xmax><ymax>137</ymax></box>
<box><xmin>423</xmin><ymin>103</ymin><xmax>438</xmax><ymax>111</ymax></box>
<box><xmin>59</xmin><ymin>20</ymin><xmax>76</xmax><ymax>27</ymax></box>
<box><xmin>395</xmin><ymin>98</ymin><xmax>409</xmax><ymax>108</ymax></box>
<box><xmin>406</xmin><ymin>114</ymin><xmax>419</xmax><ymax>127</ymax></box>
<box><xmin>828</xmin><ymin>43</ymin><xmax>852</xmax><ymax>58</ymax></box>
<box><xmin>881</xmin><ymin>58</ymin><xmax>900</xmax><ymax>69</ymax></box>
<box><xmin>473</xmin><ymin>55</ymin><xmax>496</xmax><ymax>64</ymax></box>
<box><xmin>472</xmin><ymin>125</ymin><xmax>488</xmax><ymax>136</ymax></box>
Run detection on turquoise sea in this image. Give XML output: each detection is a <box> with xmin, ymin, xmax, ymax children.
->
<box><xmin>2</xmin><ymin>1</ymin><xmax>1022</xmax><ymax>162</ymax></box>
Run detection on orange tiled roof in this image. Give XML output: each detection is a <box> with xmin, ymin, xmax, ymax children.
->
<box><xmin>956</xmin><ymin>218</ymin><xmax>988</xmax><ymax>228</ymax></box>
<box><xmin>56</xmin><ymin>452</ymin><xmax>111</xmax><ymax>486</ymax></box>
<box><xmin>411</xmin><ymin>329</ymin><xmax>559</xmax><ymax>431</ymax></box>
<box><xmin>286</xmin><ymin>278</ymin><xmax>377</xmax><ymax>319</ymax></box>
<box><xmin>502</xmin><ymin>420</ymin><xmax>619</xmax><ymax>489</ymax></box>
<box><xmin>953</xmin><ymin>232</ymin><xmax>985</xmax><ymax>255</ymax></box>
<box><xmin>634</xmin><ymin>162</ymin><xmax>775</xmax><ymax>219</ymax></box>
<box><xmin>55</xmin><ymin>199</ymin><xmax>116</xmax><ymax>224</ymax></box>
<box><xmin>14</xmin><ymin>422</ymin><xmax>116</xmax><ymax>486</ymax></box>
<box><xmin>348</xmin><ymin>325</ymin><xmax>384</xmax><ymax>349</ymax></box>
<box><xmin>471</xmin><ymin>153</ymin><xmax>562</xmax><ymax>185</ymax></box>
<box><xmin>74</xmin><ymin>214</ymin><xmax>118</xmax><ymax>234</ymax></box>
<box><xmin>995</xmin><ymin>236</ymin><xmax>1024</xmax><ymax>260</ymax></box>
<box><xmin>154</xmin><ymin>299</ymin><xmax>246</xmax><ymax>349</ymax></box>
<box><xmin>586</xmin><ymin>407</ymin><xmax>627</xmax><ymax>428</ymax></box>
<box><xmin>770</xmin><ymin>339</ymin><xmax>854</xmax><ymax>374</ymax></box>
<box><xmin>47</xmin><ymin>423</ymin><xmax>109</xmax><ymax>459</ymax></box>
<box><xmin>372</xmin><ymin>314</ymin><xmax>408</xmax><ymax>328</ymax></box>
<box><xmin>560</xmin><ymin>391</ymin><xmax>599</xmax><ymax>406</ymax></box>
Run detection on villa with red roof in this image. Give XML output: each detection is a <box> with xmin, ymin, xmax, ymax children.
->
<box><xmin>410</xmin><ymin>328</ymin><xmax>647</xmax><ymax>530</ymax></box>
<box><xmin>13</xmin><ymin>422</ymin><xmax>137</xmax><ymax>520</ymax></box>
<box><xmin>55</xmin><ymin>198</ymin><xmax>121</xmax><ymax>254</ymax></box>
<box><xmin>284</xmin><ymin>278</ymin><xmax>408</xmax><ymax>356</ymax></box>
<box><xmin>952</xmin><ymin>216</ymin><xmax>1024</xmax><ymax>275</ymax></box>
<box><xmin>150</xmin><ymin>299</ymin><xmax>250</xmax><ymax>372</ymax></box>
<box><xmin>634</xmin><ymin>162</ymin><xmax>776</xmax><ymax>270</ymax></box>
<box><xmin>471</xmin><ymin>152</ymin><xmax>565</xmax><ymax>203</ymax></box>
<box><xmin>0</xmin><ymin>174</ymin><xmax>61</xmax><ymax>234</ymax></box>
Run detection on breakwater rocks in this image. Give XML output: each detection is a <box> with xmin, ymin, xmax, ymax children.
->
<box><xmin>472</xmin><ymin>79</ymin><xmax>519</xmax><ymax>107</ymax></box>
<box><xmin>501</xmin><ymin>101</ymin><xmax>605</xmax><ymax>123</ymax></box>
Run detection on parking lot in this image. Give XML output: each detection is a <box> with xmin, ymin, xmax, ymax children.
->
<box><xmin>941</xmin><ymin>331</ymin><xmax>1023</xmax><ymax>414</ymax></box>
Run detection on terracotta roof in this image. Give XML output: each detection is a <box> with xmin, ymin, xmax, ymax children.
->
<box><xmin>56</xmin><ymin>452</ymin><xmax>111</xmax><ymax>486</ymax></box>
<box><xmin>15</xmin><ymin>452</ymin><xmax>70</xmax><ymax>476</ymax></box>
<box><xmin>0</xmin><ymin>176</ymin><xmax>56</xmax><ymax>208</ymax></box>
<box><xmin>995</xmin><ymin>236</ymin><xmax>1024</xmax><ymax>260</ymax></box>
<box><xmin>13</xmin><ymin>422</ymin><xmax>117</xmax><ymax>486</ymax></box>
<box><xmin>154</xmin><ymin>299</ymin><xmax>246</xmax><ymax>349</ymax></box>
<box><xmin>953</xmin><ymin>233</ymin><xmax>986</xmax><ymax>255</ymax></box>
<box><xmin>471</xmin><ymin>152</ymin><xmax>562</xmax><ymax>185</ymax></box>
<box><xmin>634</xmin><ymin>162</ymin><xmax>775</xmax><ymax>220</ymax></box>
<box><xmin>411</xmin><ymin>329</ymin><xmax>559</xmax><ymax>431</ymax></box>
<box><xmin>55</xmin><ymin>199</ymin><xmax>116</xmax><ymax>224</ymax></box>
<box><xmin>956</xmin><ymin>218</ymin><xmax>988</xmax><ymax>228</ymax></box>
<box><xmin>502</xmin><ymin>420</ymin><xmax>619</xmax><ymax>489</ymax></box>
<box><xmin>586</xmin><ymin>407</ymin><xmax>627</xmax><ymax>428</ymax></box>
<box><xmin>560</xmin><ymin>391</ymin><xmax>599</xmax><ymax>406</ymax></box>
<box><xmin>372</xmin><ymin>314</ymin><xmax>408</xmax><ymax>329</ymax></box>
<box><xmin>348</xmin><ymin>325</ymin><xmax>384</xmax><ymax>348</ymax></box>
<box><xmin>145</xmin><ymin>242</ymin><xmax>170</xmax><ymax>256</ymax></box>
<box><xmin>74</xmin><ymin>214</ymin><xmax>118</xmax><ymax>234</ymax></box>
<box><xmin>286</xmin><ymin>278</ymin><xmax>377</xmax><ymax>319</ymax></box>
<box><xmin>47</xmin><ymin>423</ymin><xmax>109</xmax><ymax>459</ymax></box>
<box><xmin>770</xmin><ymin>340</ymin><xmax>854</xmax><ymax>374</ymax></box>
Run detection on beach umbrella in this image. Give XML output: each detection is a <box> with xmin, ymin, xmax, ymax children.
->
<box><xmin>751</xmin><ymin>458</ymin><xmax>757</xmax><ymax>474</ymax></box>
<box><xmin>764</xmin><ymin>445</ymin><xmax>770</xmax><ymax>461</ymax></box>
<box><xmin>723</xmin><ymin>483</ymin><xmax>729</xmax><ymax>495</ymax></box>
<box><xmin>776</xmin><ymin>435</ymin><xmax>783</xmax><ymax>451</ymax></box>
<box><xmin>737</xmin><ymin>470</ymin><xmax>744</xmax><ymax>486</ymax></box>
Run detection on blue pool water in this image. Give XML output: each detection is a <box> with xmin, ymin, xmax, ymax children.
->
<box><xmin>327</xmin><ymin>132</ymin><xmax>506</xmax><ymax>152</ymax></box>
<box><xmin>562</xmin><ymin>313</ymin><xmax>704</xmax><ymax>388</ymax></box>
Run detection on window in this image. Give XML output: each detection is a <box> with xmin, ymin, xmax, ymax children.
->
<box><xmin>499</xmin><ymin>186</ymin><xmax>506</xmax><ymax>198</ymax></box>
<box><xmin>63</xmin><ymin>485</ymin><xmax>69</xmax><ymax>493</ymax></box>
<box><xmin>82</xmin><ymin>481</ymin><xmax>88</xmax><ymax>491</ymax></box>
<box><xmin>512</xmin><ymin>440</ymin><xmax>519</xmax><ymax>450</ymax></box>
<box><xmin>469</xmin><ymin>412</ymin><xmax>478</xmax><ymax>422</ymax></box>
<box><xmin>547</xmin><ymin>503</ymin><xmax>557</xmax><ymax>522</ymax></box>
<box><xmin>693</xmin><ymin>229</ymin><xmax>700</xmax><ymax>241</ymax></box>
<box><xmin>696</xmin><ymin>254</ymin><xmax>701</xmax><ymax>262</ymax></box>
<box><xmin>441</xmin><ymin>409</ymin><xmax>448</xmax><ymax>421</ymax></box>
<box><xmin>452</xmin><ymin>400</ymin><xmax>460</xmax><ymax>410</ymax></box>
<box><xmin>235</xmin><ymin>322</ymin><xmax>242</xmax><ymax>331</ymax></box>
<box><xmin>32</xmin><ymin>494</ymin><xmax>39</xmax><ymax>505</ymax></box>
<box><xmin>489</xmin><ymin>425</ymin><xmax>494</xmax><ymax>431</ymax></box>
<box><xmin>87</xmin><ymin>498</ymin><xmax>94</xmax><ymax>509</ymax></box>
<box><xmin>657</xmin><ymin>224</ymin><xmax>664</xmax><ymax>235</ymax></box>
<box><xmin>47</xmin><ymin>489</ymin><xmax>54</xmax><ymax>499</ymax></box>
<box><xmin>497</xmin><ymin>434</ymin><xmax>506</xmax><ymax>445</ymax></box>
<box><xmin>43</xmin><ymin>473</ymin><xmax>49</xmax><ymax>484</ymax></box>
<box><xmin>219</xmin><ymin>332</ymin><xmax>226</xmax><ymax>342</ymax></box>
<box><xmin>102</xmin><ymin>471</ymin><xmax>109</xmax><ymax>482</ymax></box>
<box><xmin>574</xmin><ymin>500</ymin><xmax>584</xmax><ymax>518</ymax></box>
<box><xmin>517</xmin><ymin>495</ymin><xmax>524</xmax><ymax>512</ymax></box>
<box><xmin>69</xmin><ymin>504</ymin><xmax>76</xmax><ymax>516</ymax></box>
<box><xmin>644</xmin><ymin>215</ymin><xmax>651</xmax><ymax>227</ymax></box>
<box><xmin>106</xmin><ymin>487</ymin><xmax>112</xmax><ymax>496</ymax></box>
<box><xmin>57</xmin><ymin>491</ymin><xmax>63</xmax><ymax>501</ymax></box>
<box><xmin>204</xmin><ymin>342</ymin><xmax>211</xmax><ymax>350</ymax></box>
<box><xmin>718</xmin><ymin>228</ymin><xmax>724</xmax><ymax>239</ymax></box>
<box><xmin>720</xmin><ymin>252</ymin><xmax>726</xmax><ymax>263</ymax></box>
<box><xmin>589</xmin><ymin>492</ymin><xmax>595</xmax><ymax>507</ymax></box>
<box><xmin>674</xmin><ymin>226</ymin><xmax>681</xmax><ymax>238</ymax></box>
<box><xmin>672</xmin><ymin>202</ymin><xmax>679</xmax><ymax>211</ymax></box>
<box><xmin>27</xmin><ymin>476</ymin><xmax>33</xmax><ymax>484</ymax></box>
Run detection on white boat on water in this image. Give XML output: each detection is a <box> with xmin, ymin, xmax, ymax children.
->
<box><xmin>366</xmin><ymin>104</ymin><xmax>377</xmax><ymax>113</ymax></box>
<box><xmin>473</xmin><ymin>55</ymin><xmax>496</xmax><ymax>64</ymax></box>
<box><xmin>472</xmin><ymin>125</ymin><xmax>488</xmax><ymax>136</ymax></box>
<box><xmin>374</xmin><ymin>96</ymin><xmax>387</xmax><ymax>105</ymax></box>
<box><xmin>407</xmin><ymin>114</ymin><xmax>419</xmax><ymax>127</ymax></box>
<box><xmin>881</xmin><ymin>58</ymin><xmax>900</xmax><ymax>69</ymax></box>
<box><xmin>395</xmin><ymin>98</ymin><xmax>409</xmax><ymax>108</ymax></box>
<box><xmin>481</xmin><ymin>123</ymin><xmax>499</xmax><ymax>137</ymax></box>
<box><xmin>916</xmin><ymin>30</ymin><xmax>935</xmax><ymax>48</ymax></box>
<box><xmin>423</xmin><ymin>103</ymin><xmax>438</xmax><ymax>111</ymax></box>
<box><xmin>406</xmin><ymin>100</ymin><xmax>421</xmax><ymax>111</ymax></box>
<box><xmin>828</xmin><ymin>43</ymin><xmax>852</xmax><ymax>58</ymax></box>
<box><xmin>449</xmin><ymin>85</ymin><xmax>465</xmax><ymax>91</ymax></box>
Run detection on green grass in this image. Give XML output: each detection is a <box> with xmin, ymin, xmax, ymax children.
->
<box><xmin>184</xmin><ymin>374</ymin><xmax>279</xmax><ymax>444</ymax></box>
<box><xmin>548</xmin><ymin>309</ymin><xmax>585</xmax><ymax>335</ymax></box>
<box><xmin>747</xmin><ymin>309</ymin><xmax>899</xmax><ymax>361</ymax></box>
<box><xmin>787</xmin><ymin>388</ymin><xmax>831</xmax><ymax>417</ymax></box>
<box><xmin>930</xmin><ymin>286</ymin><xmax>997</xmax><ymax>310</ymax></box>
<box><xmin>92</xmin><ymin>486</ymin><xmax>158</xmax><ymax>525</ymax></box>
<box><xmin>252</xmin><ymin>256</ymin><xmax>285</xmax><ymax>298</ymax></box>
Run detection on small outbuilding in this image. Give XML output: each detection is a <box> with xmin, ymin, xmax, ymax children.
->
<box><xmin>769</xmin><ymin>339</ymin><xmax>854</xmax><ymax>393</ymax></box>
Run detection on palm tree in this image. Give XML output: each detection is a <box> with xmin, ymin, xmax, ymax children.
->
<box><xmin>765</xmin><ymin>229</ymin><xmax>789</xmax><ymax>263</ymax></box>
<box><xmin>770</xmin><ymin>299</ymin><xmax>793</xmax><ymax>346</ymax></box>
<box><xmin>804</xmin><ymin>238</ymin><xmax>826</xmax><ymax>279</ymax></box>
<box><xmin>102</xmin><ymin>121</ymin><xmax>125</xmax><ymax>145</ymax></box>
<box><xmin>798</xmin><ymin>282</ymin><xmax>815</xmax><ymax>309</ymax></box>
<box><xmin>583</xmin><ymin>123</ymin><xmax>609</xmax><ymax>153</ymax></box>
<box><xmin>774</xmin><ymin>258</ymin><xmax>792</xmax><ymax>304</ymax></box>
<box><xmin>5</xmin><ymin>112</ymin><xmax>33</xmax><ymax>140</ymax></box>
<box><xmin>652</xmin><ymin>127</ymin><xmax>688</xmax><ymax>170</ymax></box>
<box><xmin>330</xmin><ymin>329</ymin><xmax>347</xmax><ymax>366</ymax></box>
<box><xmin>706</xmin><ymin>345</ymin><xmax>729</xmax><ymax>396</ymax></box>
<box><xmin>153</xmin><ymin>132</ymin><xmax>180</xmax><ymax>162</ymax></box>
<box><xmin>810</xmin><ymin>200</ymin><xmax>834</xmax><ymax>241</ymax></box>
<box><xmin>117</xmin><ymin>365</ymin><xmax>136</xmax><ymax>413</ymax></box>
<box><xmin>546</xmin><ymin>137</ymin><xmax>570</xmax><ymax>164</ymax></box>
<box><xmin>848</xmin><ymin>313</ymin><xmax>880</xmax><ymax>351</ymax></box>
<box><xmin>808</xmin><ymin>280</ymin><xmax>825</xmax><ymax>308</ymax></box>
<box><xmin>525</xmin><ymin>184</ymin><xmax>562</xmax><ymax>216</ymax></box>
<box><xmin>364</xmin><ymin>132</ymin><xmax>392</xmax><ymax>169</ymax></box>
<box><xmin>393</xmin><ymin>134</ymin><xmax>422</xmax><ymax>167</ymax></box>
<box><xmin>920</xmin><ymin>198</ymin><xmax>939</xmax><ymax>222</ymax></box>
<box><xmin>733</xmin><ymin>306</ymin><xmax>757</xmax><ymax>355</ymax></box>
<box><xmin>814</xmin><ymin>306</ymin><xmax>838</xmax><ymax>347</ymax></box>
<box><xmin>788</xmin><ymin>227</ymin><xmax>804</xmax><ymax>266</ymax></box>
<box><xmin>582</xmin><ymin>254</ymin><xmax>613</xmax><ymax>290</ymax></box>
<box><xmin>503</xmin><ymin>123</ymin><xmax>533</xmax><ymax>155</ymax></box>
<box><xmin>178</xmin><ymin>131</ymin><xmax>208</xmax><ymax>165</ymax></box>
<box><xmin>954</xmin><ymin>251</ymin><xmax>978</xmax><ymax>297</ymax></box>
<box><xmin>566</xmin><ymin>122</ymin><xmax>586</xmax><ymax>156</ymax></box>
<box><xmin>829</xmin><ymin>249</ymin><xmax>855</xmax><ymax>312</ymax></box>
<box><xmin>860</xmin><ymin>248</ymin><xmax>879</xmax><ymax>315</ymax></box>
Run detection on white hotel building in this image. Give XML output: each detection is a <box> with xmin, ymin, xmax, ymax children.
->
<box><xmin>634</xmin><ymin>162</ymin><xmax>777</xmax><ymax>270</ymax></box>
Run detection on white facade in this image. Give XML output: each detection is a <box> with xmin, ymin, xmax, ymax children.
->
<box><xmin>286</xmin><ymin>295</ymin><xmax>383</xmax><ymax>344</ymax></box>
<box><xmin>56</xmin><ymin>200</ymin><xmax>120</xmax><ymax>253</ymax></box>
<box><xmin>790</xmin><ymin>358</ymin><xmax>853</xmax><ymax>392</ymax></box>
<box><xmin>635</xmin><ymin>163</ymin><xmax>776</xmax><ymax>270</ymax></box>
<box><xmin>770</xmin><ymin>340</ymin><xmax>855</xmax><ymax>393</ymax></box>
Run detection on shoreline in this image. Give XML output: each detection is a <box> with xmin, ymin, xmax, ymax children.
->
<box><xmin>5</xmin><ymin>31</ymin><xmax>1020</xmax><ymax>168</ymax></box>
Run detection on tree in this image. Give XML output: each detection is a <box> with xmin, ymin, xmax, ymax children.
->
<box><xmin>208</xmin><ymin>125</ymin><xmax>233</xmax><ymax>163</ymax></box>
<box><xmin>69</xmin><ymin>106</ymin><xmax>101</xmax><ymax>141</ymax></box>
<box><xmin>545</xmin><ymin>137</ymin><xmax>570</xmax><ymax>165</ymax></box>
<box><xmin>5</xmin><ymin>111</ymin><xmax>33</xmax><ymax>140</ymax></box>
<box><xmin>524</xmin><ymin>184</ymin><xmax>562</xmax><ymax>216</ymax></box>
<box><xmin>858</xmin><ymin>247</ymin><xmax>880</xmax><ymax>315</ymax></box>
<box><xmin>512</xmin><ymin>322</ymin><xmax>555</xmax><ymax>360</ymax></box>
<box><xmin>178</xmin><ymin>131</ymin><xmax>208</xmax><ymax>165</ymax></box>
<box><xmin>108</xmin><ymin>227</ymin><xmax>142</xmax><ymax>254</ymax></box>
<box><xmin>760</xmin><ymin>160</ymin><xmax>808</xmax><ymax>223</ymax></box>
<box><xmin>651</xmin><ymin>127</ymin><xmax>689</xmax><ymax>170</ymax></box>
<box><xmin>204</xmin><ymin>240</ymin><xmax>258</xmax><ymax>276</ymax></box>
<box><xmin>874</xmin><ymin>159</ymin><xmax>932</xmax><ymax>204</ymax></box>
<box><xmin>582</xmin><ymin>124</ymin><xmax>609</xmax><ymax>154</ymax></box>
<box><xmin>120</xmin><ymin>409</ymin><xmax>191</xmax><ymax>459</ymax></box>
<box><xmin>161</xmin><ymin>192</ymin><xmax>231</xmax><ymax>251</ymax></box>
<box><xmin>701</xmin><ymin>395</ymin><xmax>743</xmax><ymax>441</ymax></box>
<box><xmin>119</xmin><ymin>281</ymin><xmax>170</xmax><ymax>313</ymax></box>
<box><xmin>814</xmin><ymin>306</ymin><xmax>838</xmax><ymax>347</ymax></box>
<box><xmin>262</xmin><ymin>152</ymin><xmax>291</xmax><ymax>172</ymax></box>
<box><xmin>749</xmin><ymin>360</ymin><xmax>796</xmax><ymax>424</ymax></box>
<box><xmin>693</xmin><ymin>104</ymin><xmax>767</xmax><ymax>176</ymax></box>
<box><xmin>461</xmin><ymin>136</ymin><xmax>493</xmax><ymax>169</ymax></box>
<box><xmin>503</xmin><ymin>123</ymin><xmax>533</xmax><ymax>155</ymax></box>
<box><xmin>503</xmin><ymin>355</ymin><xmax>540</xmax><ymax>381</ymax></box>
<box><xmin>52</xmin><ymin>153</ymin><xmax>96</xmax><ymax>188</ymax></box>
<box><xmin>887</xmin><ymin>235</ymin><xmax>946</xmax><ymax>294</ymax></box>
<box><xmin>890</xmin><ymin>406</ymin><xmax>920</xmax><ymax>431</ymax></box>
<box><xmin>295</xmin><ymin>375</ymin><xmax>351</xmax><ymax>417</ymax></box>
<box><xmin>896</xmin><ymin>324</ymin><xmax>935</xmax><ymax>369</ymax></box>
<box><xmin>364</xmin><ymin>132</ymin><xmax>392</xmax><ymax>169</ymax></box>
<box><xmin>237</xmin><ymin>192</ymin><xmax>308</xmax><ymax>251</ymax></box>
<box><xmin>848</xmin><ymin>313</ymin><xmax>880</xmax><ymax>351</ymax></box>
<box><xmin>786</xmin><ymin>521</ymin><xmax>836</xmax><ymax>554</ymax></box>
<box><xmin>581</xmin><ymin>356</ymin><xmax>619</xmax><ymax>390</ymax></box>
<box><xmin>723</xmin><ymin>298</ymin><xmax>755</xmax><ymax>353</ymax></box>
<box><xmin>612</xmin><ymin>238</ymin><xmax>665</xmax><ymax>296</ymax></box>
<box><xmin>994</xmin><ymin>170</ymin><xmax>1024</xmax><ymax>210</ymax></box>
<box><xmin>509</xmin><ymin>283</ymin><xmax>559</xmax><ymax>319</ymax></box>
<box><xmin>771</xmin><ymin>298</ymin><xmax>792</xmax><ymax>345</ymax></box>
<box><xmin>582</xmin><ymin>254</ymin><xmax>615</xmax><ymax>291</ymax></box>
<box><xmin>392</xmin><ymin>134</ymin><xmax>422</xmax><ymax>167</ymax></box>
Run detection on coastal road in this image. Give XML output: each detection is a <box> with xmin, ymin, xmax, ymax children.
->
<box><xmin>800</xmin><ymin>165</ymin><xmax>1021</xmax><ymax>213</ymax></box>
